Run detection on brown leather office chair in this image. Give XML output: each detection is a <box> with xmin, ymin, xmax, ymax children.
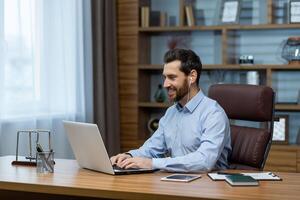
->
<box><xmin>208</xmin><ymin>84</ymin><xmax>275</xmax><ymax>170</ymax></box>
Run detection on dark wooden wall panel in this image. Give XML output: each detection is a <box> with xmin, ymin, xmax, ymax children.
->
<box><xmin>117</xmin><ymin>0</ymin><xmax>139</xmax><ymax>151</ymax></box>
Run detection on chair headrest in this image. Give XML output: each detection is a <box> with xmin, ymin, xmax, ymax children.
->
<box><xmin>208</xmin><ymin>84</ymin><xmax>274</xmax><ymax>121</ymax></box>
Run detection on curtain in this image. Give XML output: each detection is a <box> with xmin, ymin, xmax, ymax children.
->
<box><xmin>0</xmin><ymin>0</ymin><xmax>93</xmax><ymax>158</ymax></box>
<box><xmin>91</xmin><ymin>0</ymin><xmax>120</xmax><ymax>156</ymax></box>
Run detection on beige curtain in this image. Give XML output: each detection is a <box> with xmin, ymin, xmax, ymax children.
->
<box><xmin>91</xmin><ymin>0</ymin><xmax>120</xmax><ymax>156</ymax></box>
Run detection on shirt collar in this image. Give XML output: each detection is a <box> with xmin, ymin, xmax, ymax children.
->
<box><xmin>175</xmin><ymin>90</ymin><xmax>204</xmax><ymax>113</ymax></box>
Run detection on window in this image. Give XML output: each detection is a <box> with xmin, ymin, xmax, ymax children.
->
<box><xmin>0</xmin><ymin>0</ymin><xmax>86</xmax><ymax>120</ymax></box>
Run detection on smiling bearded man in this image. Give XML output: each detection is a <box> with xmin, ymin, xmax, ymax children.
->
<box><xmin>111</xmin><ymin>49</ymin><xmax>232</xmax><ymax>173</ymax></box>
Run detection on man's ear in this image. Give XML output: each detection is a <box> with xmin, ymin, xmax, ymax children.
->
<box><xmin>189</xmin><ymin>69</ymin><xmax>197</xmax><ymax>84</ymax></box>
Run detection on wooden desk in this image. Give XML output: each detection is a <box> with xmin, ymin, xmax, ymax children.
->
<box><xmin>0</xmin><ymin>156</ymin><xmax>299</xmax><ymax>200</ymax></box>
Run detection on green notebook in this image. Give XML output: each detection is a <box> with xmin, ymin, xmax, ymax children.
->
<box><xmin>225</xmin><ymin>174</ymin><xmax>259</xmax><ymax>186</ymax></box>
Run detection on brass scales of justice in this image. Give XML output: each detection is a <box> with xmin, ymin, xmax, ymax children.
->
<box><xmin>11</xmin><ymin>129</ymin><xmax>52</xmax><ymax>166</ymax></box>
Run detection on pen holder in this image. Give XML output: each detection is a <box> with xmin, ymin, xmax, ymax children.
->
<box><xmin>36</xmin><ymin>151</ymin><xmax>54</xmax><ymax>174</ymax></box>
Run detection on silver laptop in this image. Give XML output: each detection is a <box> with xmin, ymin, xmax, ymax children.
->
<box><xmin>63</xmin><ymin>121</ymin><xmax>156</xmax><ymax>175</ymax></box>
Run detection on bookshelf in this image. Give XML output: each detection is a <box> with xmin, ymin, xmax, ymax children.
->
<box><xmin>116</xmin><ymin>0</ymin><xmax>300</xmax><ymax>167</ymax></box>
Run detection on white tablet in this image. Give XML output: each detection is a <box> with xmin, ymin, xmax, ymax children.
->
<box><xmin>161</xmin><ymin>174</ymin><xmax>201</xmax><ymax>182</ymax></box>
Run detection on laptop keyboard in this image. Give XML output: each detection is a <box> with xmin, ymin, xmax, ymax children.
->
<box><xmin>113</xmin><ymin>165</ymin><xmax>140</xmax><ymax>171</ymax></box>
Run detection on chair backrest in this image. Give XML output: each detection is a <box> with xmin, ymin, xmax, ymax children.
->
<box><xmin>208</xmin><ymin>84</ymin><xmax>275</xmax><ymax>170</ymax></box>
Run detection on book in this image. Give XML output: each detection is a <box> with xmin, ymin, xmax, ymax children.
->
<box><xmin>141</xmin><ymin>7</ymin><xmax>145</xmax><ymax>27</ymax></box>
<box><xmin>150</xmin><ymin>11</ymin><xmax>160</xmax><ymax>26</ymax></box>
<box><xmin>141</xmin><ymin>6</ymin><xmax>149</xmax><ymax>27</ymax></box>
<box><xmin>185</xmin><ymin>6</ymin><xmax>195</xmax><ymax>26</ymax></box>
<box><xmin>225</xmin><ymin>174</ymin><xmax>259</xmax><ymax>186</ymax></box>
<box><xmin>146</xmin><ymin>7</ymin><xmax>150</xmax><ymax>27</ymax></box>
<box><xmin>142</xmin><ymin>6</ymin><xmax>149</xmax><ymax>27</ymax></box>
<box><xmin>189</xmin><ymin>6</ymin><xmax>195</xmax><ymax>26</ymax></box>
<box><xmin>208</xmin><ymin>172</ymin><xmax>282</xmax><ymax>181</ymax></box>
<box><xmin>160</xmin><ymin>12</ymin><xmax>167</xmax><ymax>27</ymax></box>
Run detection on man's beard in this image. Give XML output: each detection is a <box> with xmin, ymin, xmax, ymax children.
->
<box><xmin>168</xmin><ymin>79</ymin><xmax>189</xmax><ymax>102</ymax></box>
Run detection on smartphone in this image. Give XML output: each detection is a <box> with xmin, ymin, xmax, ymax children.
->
<box><xmin>161</xmin><ymin>174</ymin><xmax>201</xmax><ymax>182</ymax></box>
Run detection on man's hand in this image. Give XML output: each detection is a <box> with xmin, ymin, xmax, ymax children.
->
<box><xmin>110</xmin><ymin>153</ymin><xmax>131</xmax><ymax>166</ymax></box>
<box><xmin>119</xmin><ymin>157</ymin><xmax>153</xmax><ymax>169</ymax></box>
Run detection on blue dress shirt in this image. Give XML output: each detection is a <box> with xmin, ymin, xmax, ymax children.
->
<box><xmin>129</xmin><ymin>90</ymin><xmax>232</xmax><ymax>172</ymax></box>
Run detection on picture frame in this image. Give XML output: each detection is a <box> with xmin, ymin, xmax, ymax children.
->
<box><xmin>288</xmin><ymin>0</ymin><xmax>300</xmax><ymax>23</ymax></box>
<box><xmin>272</xmin><ymin>115</ymin><xmax>289</xmax><ymax>144</ymax></box>
<box><xmin>220</xmin><ymin>0</ymin><xmax>241</xmax><ymax>24</ymax></box>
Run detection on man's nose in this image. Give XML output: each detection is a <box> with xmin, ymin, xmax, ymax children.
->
<box><xmin>163</xmin><ymin>79</ymin><xmax>170</xmax><ymax>88</ymax></box>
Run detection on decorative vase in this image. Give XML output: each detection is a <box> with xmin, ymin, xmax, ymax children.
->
<box><xmin>147</xmin><ymin>118</ymin><xmax>159</xmax><ymax>134</ymax></box>
<box><xmin>281</xmin><ymin>37</ymin><xmax>300</xmax><ymax>64</ymax></box>
<box><xmin>154</xmin><ymin>84</ymin><xmax>166</xmax><ymax>103</ymax></box>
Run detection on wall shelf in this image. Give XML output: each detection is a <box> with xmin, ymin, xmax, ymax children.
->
<box><xmin>139</xmin><ymin>24</ymin><xmax>300</xmax><ymax>33</ymax></box>
<box><xmin>139</xmin><ymin>64</ymin><xmax>300</xmax><ymax>70</ymax></box>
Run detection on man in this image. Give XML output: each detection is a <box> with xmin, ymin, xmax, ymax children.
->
<box><xmin>111</xmin><ymin>49</ymin><xmax>231</xmax><ymax>172</ymax></box>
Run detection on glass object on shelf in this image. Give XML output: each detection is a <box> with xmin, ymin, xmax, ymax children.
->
<box><xmin>281</xmin><ymin>37</ymin><xmax>300</xmax><ymax>64</ymax></box>
<box><xmin>154</xmin><ymin>84</ymin><xmax>166</xmax><ymax>103</ymax></box>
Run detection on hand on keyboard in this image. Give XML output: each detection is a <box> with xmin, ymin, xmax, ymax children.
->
<box><xmin>112</xmin><ymin>164</ymin><xmax>140</xmax><ymax>170</ymax></box>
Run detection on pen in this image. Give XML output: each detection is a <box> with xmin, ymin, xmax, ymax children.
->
<box><xmin>268</xmin><ymin>172</ymin><xmax>278</xmax><ymax>177</ymax></box>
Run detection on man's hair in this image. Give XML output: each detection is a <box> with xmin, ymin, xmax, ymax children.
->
<box><xmin>163</xmin><ymin>49</ymin><xmax>202</xmax><ymax>84</ymax></box>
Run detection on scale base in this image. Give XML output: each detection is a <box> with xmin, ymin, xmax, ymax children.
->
<box><xmin>11</xmin><ymin>161</ymin><xmax>36</xmax><ymax>166</ymax></box>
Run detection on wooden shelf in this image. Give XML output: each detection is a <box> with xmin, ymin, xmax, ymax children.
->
<box><xmin>138</xmin><ymin>64</ymin><xmax>300</xmax><ymax>71</ymax></box>
<box><xmin>138</xmin><ymin>26</ymin><xmax>223</xmax><ymax>32</ymax></box>
<box><xmin>138</xmin><ymin>102</ymin><xmax>171</xmax><ymax>108</ymax></box>
<box><xmin>203</xmin><ymin>64</ymin><xmax>269</xmax><ymax>70</ymax></box>
<box><xmin>225</xmin><ymin>23</ymin><xmax>300</xmax><ymax>30</ymax></box>
<box><xmin>270</xmin><ymin>64</ymin><xmax>300</xmax><ymax>70</ymax></box>
<box><xmin>275</xmin><ymin>104</ymin><xmax>300</xmax><ymax>111</ymax></box>
<box><xmin>139</xmin><ymin>24</ymin><xmax>300</xmax><ymax>32</ymax></box>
